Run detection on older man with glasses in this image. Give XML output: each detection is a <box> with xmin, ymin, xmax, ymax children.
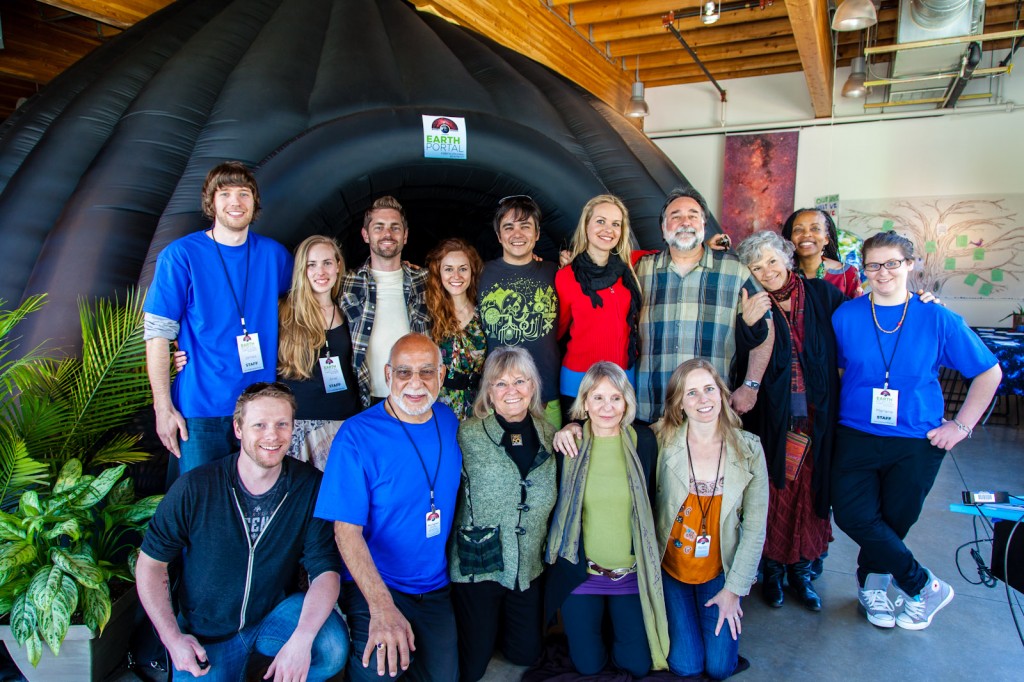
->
<box><xmin>316</xmin><ymin>333</ymin><xmax>462</xmax><ymax>682</ymax></box>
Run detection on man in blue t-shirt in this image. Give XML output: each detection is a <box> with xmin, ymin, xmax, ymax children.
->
<box><xmin>143</xmin><ymin>162</ymin><xmax>292</xmax><ymax>477</ymax></box>
<box><xmin>316</xmin><ymin>333</ymin><xmax>461</xmax><ymax>682</ymax></box>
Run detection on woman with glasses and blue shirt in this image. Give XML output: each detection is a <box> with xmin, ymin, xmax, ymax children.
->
<box><xmin>448</xmin><ymin>346</ymin><xmax>557</xmax><ymax>681</ymax></box>
<box><xmin>831</xmin><ymin>231</ymin><xmax>1001</xmax><ymax>631</ymax></box>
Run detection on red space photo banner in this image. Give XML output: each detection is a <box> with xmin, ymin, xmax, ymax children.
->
<box><xmin>720</xmin><ymin>131</ymin><xmax>798</xmax><ymax>244</ymax></box>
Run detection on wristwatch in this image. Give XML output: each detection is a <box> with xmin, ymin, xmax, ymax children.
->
<box><xmin>743</xmin><ymin>379</ymin><xmax>761</xmax><ymax>390</ymax></box>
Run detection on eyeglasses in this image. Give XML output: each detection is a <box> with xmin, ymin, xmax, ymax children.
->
<box><xmin>863</xmin><ymin>258</ymin><xmax>908</xmax><ymax>272</ymax></box>
<box><xmin>491</xmin><ymin>378</ymin><xmax>531</xmax><ymax>391</ymax></box>
<box><xmin>390</xmin><ymin>367</ymin><xmax>439</xmax><ymax>381</ymax></box>
<box><xmin>241</xmin><ymin>381</ymin><xmax>293</xmax><ymax>396</ymax></box>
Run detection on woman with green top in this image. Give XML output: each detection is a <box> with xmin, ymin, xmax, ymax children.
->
<box><xmin>545</xmin><ymin>361</ymin><xmax>670</xmax><ymax>676</ymax></box>
<box><xmin>449</xmin><ymin>346</ymin><xmax>557</xmax><ymax>682</ymax></box>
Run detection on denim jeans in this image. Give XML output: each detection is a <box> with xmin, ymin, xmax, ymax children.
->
<box><xmin>172</xmin><ymin>416</ymin><xmax>238</xmax><ymax>482</ymax></box>
<box><xmin>173</xmin><ymin>593</ymin><xmax>348</xmax><ymax>682</ymax></box>
<box><xmin>342</xmin><ymin>581</ymin><xmax>457</xmax><ymax>682</ymax></box>
<box><xmin>663</xmin><ymin>570</ymin><xmax>740</xmax><ymax>680</ymax></box>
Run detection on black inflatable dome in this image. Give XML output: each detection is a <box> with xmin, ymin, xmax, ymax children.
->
<box><xmin>0</xmin><ymin>0</ymin><xmax>713</xmax><ymax>353</ymax></box>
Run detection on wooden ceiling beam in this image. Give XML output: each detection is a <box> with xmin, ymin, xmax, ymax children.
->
<box><xmin>641</xmin><ymin>50</ymin><xmax>804</xmax><ymax>82</ymax></box>
<box><xmin>411</xmin><ymin>0</ymin><xmax>633</xmax><ymax>110</ymax></box>
<box><xmin>590</xmin><ymin>2</ymin><xmax>788</xmax><ymax>43</ymax></box>
<box><xmin>609</xmin><ymin>17</ymin><xmax>795</xmax><ymax>58</ymax></box>
<box><xmin>0</xmin><ymin>4</ymin><xmax>104</xmax><ymax>82</ymax></box>
<box><xmin>35</xmin><ymin>0</ymin><xmax>174</xmax><ymax>30</ymax></box>
<box><xmin>786</xmin><ymin>0</ymin><xmax>833</xmax><ymax>117</ymax></box>
<box><xmin>569</xmin><ymin>1</ymin><xmax>685</xmax><ymax>25</ymax></box>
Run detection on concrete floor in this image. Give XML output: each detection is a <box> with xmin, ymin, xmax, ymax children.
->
<box><xmin>480</xmin><ymin>421</ymin><xmax>1024</xmax><ymax>681</ymax></box>
<box><xmin>98</xmin><ymin>421</ymin><xmax>1023</xmax><ymax>682</ymax></box>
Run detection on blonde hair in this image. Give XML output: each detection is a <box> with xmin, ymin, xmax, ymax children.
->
<box><xmin>568</xmin><ymin>361</ymin><xmax>637</xmax><ymax>428</ymax></box>
<box><xmin>472</xmin><ymin>347</ymin><xmax>544</xmax><ymax>420</ymax></box>
<box><xmin>653</xmin><ymin>358</ymin><xmax>744</xmax><ymax>454</ymax></box>
<box><xmin>277</xmin><ymin>235</ymin><xmax>345</xmax><ymax>380</ymax></box>
<box><xmin>569</xmin><ymin>195</ymin><xmax>636</xmax><ymax>267</ymax></box>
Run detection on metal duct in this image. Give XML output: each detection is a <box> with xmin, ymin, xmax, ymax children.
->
<box><xmin>909</xmin><ymin>0</ymin><xmax>972</xmax><ymax>30</ymax></box>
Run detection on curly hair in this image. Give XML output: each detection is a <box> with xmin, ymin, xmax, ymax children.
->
<box><xmin>425</xmin><ymin>238</ymin><xmax>484</xmax><ymax>344</ymax></box>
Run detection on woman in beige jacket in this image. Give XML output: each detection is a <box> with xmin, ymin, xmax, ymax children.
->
<box><xmin>653</xmin><ymin>358</ymin><xmax>769</xmax><ymax>680</ymax></box>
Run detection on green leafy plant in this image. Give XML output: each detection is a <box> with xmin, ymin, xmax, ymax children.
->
<box><xmin>999</xmin><ymin>304</ymin><xmax>1024</xmax><ymax>322</ymax></box>
<box><xmin>0</xmin><ymin>459</ymin><xmax>161</xmax><ymax>666</ymax></box>
<box><xmin>0</xmin><ymin>290</ymin><xmax>154</xmax><ymax>508</ymax></box>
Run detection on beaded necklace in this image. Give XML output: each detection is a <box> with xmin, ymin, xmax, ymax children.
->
<box><xmin>869</xmin><ymin>291</ymin><xmax>910</xmax><ymax>334</ymax></box>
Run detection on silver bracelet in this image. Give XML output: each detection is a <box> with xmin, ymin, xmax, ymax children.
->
<box><xmin>953</xmin><ymin>418</ymin><xmax>973</xmax><ymax>438</ymax></box>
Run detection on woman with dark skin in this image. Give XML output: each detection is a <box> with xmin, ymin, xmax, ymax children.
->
<box><xmin>782</xmin><ymin>208</ymin><xmax>861</xmax><ymax>298</ymax></box>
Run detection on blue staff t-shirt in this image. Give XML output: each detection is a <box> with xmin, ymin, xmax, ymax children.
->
<box><xmin>315</xmin><ymin>401</ymin><xmax>462</xmax><ymax>593</ymax></box>
<box><xmin>833</xmin><ymin>294</ymin><xmax>998</xmax><ymax>438</ymax></box>
<box><xmin>144</xmin><ymin>230</ymin><xmax>292</xmax><ymax>417</ymax></box>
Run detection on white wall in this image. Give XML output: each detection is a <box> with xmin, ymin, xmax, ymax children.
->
<box><xmin>644</xmin><ymin>62</ymin><xmax>1024</xmax><ymax>325</ymax></box>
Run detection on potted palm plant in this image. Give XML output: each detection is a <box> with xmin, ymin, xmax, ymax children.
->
<box><xmin>0</xmin><ymin>291</ymin><xmax>162</xmax><ymax>680</ymax></box>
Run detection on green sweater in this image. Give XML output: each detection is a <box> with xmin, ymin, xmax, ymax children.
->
<box><xmin>449</xmin><ymin>413</ymin><xmax>557</xmax><ymax>590</ymax></box>
<box><xmin>582</xmin><ymin>435</ymin><xmax>634</xmax><ymax>570</ymax></box>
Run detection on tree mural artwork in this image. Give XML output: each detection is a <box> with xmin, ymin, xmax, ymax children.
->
<box><xmin>842</xmin><ymin>198</ymin><xmax>1024</xmax><ymax>298</ymax></box>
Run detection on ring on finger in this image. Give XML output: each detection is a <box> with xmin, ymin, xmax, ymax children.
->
<box><xmin>376</xmin><ymin>641</ymin><xmax>385</xmax><ymax>650</ymax></box>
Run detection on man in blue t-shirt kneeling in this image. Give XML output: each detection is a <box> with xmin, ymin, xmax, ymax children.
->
<box><xmin>316</xmin><ymin>333</ymin><xmax>462</xmax><ymax>682</ymax></box>
<box><xmin>143</xmin><ymin>162</ymin><xmax>292</xmax><ymax>478</ymax></box>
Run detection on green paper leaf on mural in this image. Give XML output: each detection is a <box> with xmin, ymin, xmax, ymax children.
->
<box><xmin>964</xmin><ymin>273</ymin><xmax>979</xmax><ymax>286</ymax></box>
<box><xmin>882</xmin><ymin>219</ymin><xmax>894</xmax><ymax>229</ymax></box>
<box><xmin>925</xmin><ymin>241</ymin><xmax>937</xmax><ymax>253</ymax></box>
<box><xmin>956</xmin><ymin>235</ymin><xmax>968</xmax><ymax>247</ymax></box>
<box><xmin>973</xmin><ymin>248</ymin><xmax>985</xmax><ymax>261</ymax></box>
<box><xmin>992</xmin><ymin>269</ymin><xmax>1004</xmax><ymax>282</ymax></box>
<box><xmin>979</xmin><ymin>283</ymin><xmax>993</xmax><ymax>296</ymax></box>
<box><xmin>944</xmin><ymin>258</ymin><xmax>956</xmax><ymax>270</ymax></box>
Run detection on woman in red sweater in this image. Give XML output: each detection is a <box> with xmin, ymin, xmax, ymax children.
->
<box><xmin>555</xmin><ymin>195</ymin><xmax>644</xmax><ymax>420</ymax></box>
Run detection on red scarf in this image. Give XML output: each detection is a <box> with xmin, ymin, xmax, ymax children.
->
<box><xmin>767</xmin><ymin>272</ymin><xmax>806</xmax><ymax>395</ymax></box>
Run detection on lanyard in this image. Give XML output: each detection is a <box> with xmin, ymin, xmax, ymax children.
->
<box><xmin>212</xmin><ymin>233</ymin><xmax>252</xmax><ymax>336</ymax></box>
<box><xmin>686</xmin><ymin>436</ymin><xmax>723</xmax><ymax>537</ymax></box>
<box><xmin>322</xmin><ymin>306</ymin><xmax>336</xmax><ymax>357</ymax></box>
<box><xmin>387</xmin><ymin>398</ymin><xmax>443</xmax><ymax>512</ymax></box>
<box><xmin>870</xmin><ymin>294</ymin><xmax>909</xmax><ymax>389</ymax></box>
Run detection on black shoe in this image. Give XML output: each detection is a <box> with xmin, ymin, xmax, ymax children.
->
<box><xmin>810</xmin><ymin>555</ymin><xmax>825</xmax><ymax>580</ymax></box>
<box><xmin>733</xmin><ymin>655</ymin><xmax>751</xmax><ymax>675</ymax></box>
<box><xmin>761</xmin><ymin>559</ymin><xmax>785</xmax><ymax>608</ymax></box>
<box><xmin>787</xmin><ymin>560</ymin><xmax>822</xmax><ymax>611</ymax></box>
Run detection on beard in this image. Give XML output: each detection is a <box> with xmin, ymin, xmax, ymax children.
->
<box><xmin>666</xmin><ymin>229</ymin><xmax>701</xmax><ymax>252</ymax></box>
<box><xmin>387</xmin><ymin>379</ymin><xmax>438</xmax><ymax>417</ymax></box>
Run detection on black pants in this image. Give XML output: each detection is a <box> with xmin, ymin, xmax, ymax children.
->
<box><xmin>831</xmin><ymin>426</ymin><xmax>945</xmax><ymax>595</ymax></box>
<box><xmin>341</xmin><ymin>581</ymin><xmax>457</xmax><ymax>682</ymax></box>
<box><xmin>560</xmin><ymin>591</ymin><xmax>652</xmax><ymax>677</ymax></box>
<box><xmin>450</xmin><ymin>578</ymin><xmax>543</xmax><ymax>682</ymax></box>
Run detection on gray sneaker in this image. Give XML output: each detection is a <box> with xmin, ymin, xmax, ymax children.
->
<box><xmin>858</xmin><ymin>573</ymin><xmax>895</xmax><ymax>628</ymax></box>
<box><xmin>894</xmin><ymin>569</ymin><xmax>954</xmax><ymax>630</ymax></box>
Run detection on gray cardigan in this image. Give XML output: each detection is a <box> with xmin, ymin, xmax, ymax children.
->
<box><xmin>448</xmin><ymin>413</ymin><xmax>557</xmax><ymax>590</ymax></box>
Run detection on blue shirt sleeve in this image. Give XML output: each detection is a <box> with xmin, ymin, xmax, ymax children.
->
<box><xmin>314</xmin><ymin>421</ymin><xmax>369</xmax><ymax>525</ymax></box>
<box><xmin>938</xmin><ymin>309</ymin><xmax>998</xmax><ymax>379</ymax></box>
<box><xmin>144</xmin><ymin>243</ymin><xmax>190</xmax><ymax>322</ymax></box>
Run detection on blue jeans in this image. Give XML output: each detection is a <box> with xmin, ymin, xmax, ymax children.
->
<box><xmin>663</xmin><ymin>570</ymin><xmax>740</xmax><ymax>680</ymax></box>
<box><xmin>173</xmin><ymin>416</ymin><xmax>238</xmax><ymax>481</ymax></box>
<box><xmin>342</xmin><ymin>581</ymin><xmax>457</xmax><ymax>682</ymax></box>
<box><xmin>560</xmin><ymin>591</ymin><xmax>652</xmax><ymax>677</ymax></box>
<box><xmin>173</xmin><ymin>593</ymin><xmax>348</xmax><ymax>682</ymax></box>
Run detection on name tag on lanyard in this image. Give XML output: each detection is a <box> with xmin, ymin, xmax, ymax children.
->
<box><xmin>319</xmin><ymin>355</ymin><xmax>347</xmax><ymax>393</ymax></box>
<box><xmin>426</xmin><ymin>509</ymin><xmax>442</xmax><ymax>538</ymax></box>
<box><xmin>871</xmin><ymin>387</ymin><xmax>899</xmax><ymax>425</ymax></box>
<box><xmin>237</xmin><ymin>333</ymin><xmax>264</xmax><ymax>373</ymax></box>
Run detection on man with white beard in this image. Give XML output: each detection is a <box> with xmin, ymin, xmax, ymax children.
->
<box><xmin>315</xmin><ymin>333</ymin><xmax>462</xmax><ymax>682</ymax></box>
<box><xmin>634</xmin><ymin>187</ymin><xmax>774</xmax><ymax>423</ymax></box>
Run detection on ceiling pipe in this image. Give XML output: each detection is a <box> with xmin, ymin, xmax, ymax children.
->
<box><xmin>663</xmin><ymin>15</ymin><xmax>728</xmax><ymax>102</ymax></box>
<box><xmin>942</xmin><ymin>41</ymin><xmax>984</xmax><ymax>108</ymax></box>
<box><xmin>666</xmin><ymin>1</ymin><xmax>774</xmax><ymax>23</ymax></box>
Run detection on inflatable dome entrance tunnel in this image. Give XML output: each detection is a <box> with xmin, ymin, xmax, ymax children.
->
<box><xmin>0</xmin><ymin>0</ymin><xmax>715</xmax><ymax>352</ymax></box>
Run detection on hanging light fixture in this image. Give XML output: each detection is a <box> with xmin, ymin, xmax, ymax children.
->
<box><xmin>831</xmin><ymin>0</ymin><xmax>877</xmax><ymax>32</ymax></box>
<box><xmin>701</xmin><ymin>1</ymin><xmax>721</xmax><ymax>25</ymax></box>
<box><xmin>625</xmin><ymin>56</ymin><xmax>649</xmax><ymax>118</ymax></box>
<box><xmin>842</xmin><ymin>56</ymin><xmax>869</xmax><ymax>98</ymax></box>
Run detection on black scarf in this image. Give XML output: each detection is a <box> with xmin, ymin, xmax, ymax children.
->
<box><xmin>570</xmin><ymin>251</ymin><xmax>642</xmax><ymax>368</ymax></box>
<box><xmin>494</xmin><ymin>413</ymin><xmax>539</xmax><ymax>479</ymax></box>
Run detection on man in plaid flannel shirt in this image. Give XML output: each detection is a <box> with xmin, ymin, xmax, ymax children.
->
<box><xmin>340</xmin><ymin>196</ymin><xmax>429</xmax><ymax>407</ymax></box>
<box><xmin>635</xmin><ymin>188</ymin><xmax>774</xmax><ymax>423</ymax></box>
